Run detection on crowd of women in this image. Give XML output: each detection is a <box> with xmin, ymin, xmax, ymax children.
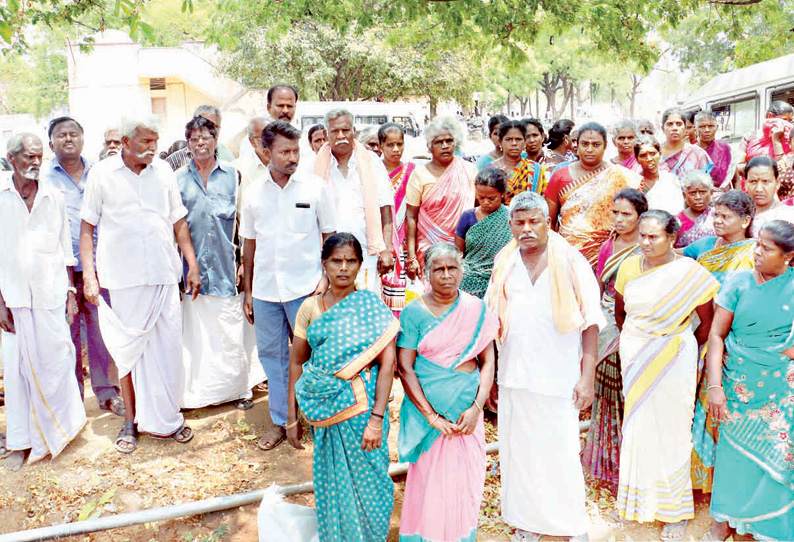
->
<box><xmin>282</xmin><ymin>106</ymin><xmax>794</xmax><ymax>542</ymax></box>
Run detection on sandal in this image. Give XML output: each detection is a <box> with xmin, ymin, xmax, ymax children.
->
<box><xmin>254</xmin><ymin>381</ymin><xmax>269</xmax><ymax>393</ymax></box>
<box><xmin>235</xmin><ymin>398</ymin><xmax>254</xmax><ymax>411</ymax></box>
<box><xmin>100</xmin><ymin>396</ymin><xmax>127</xmax><ymax>417</ymax></box>
<box><xmin>701</xmin><ymin>522</ymin><xmax>733</xmax><ymax>542</ymax></box>
<box><xmin>511</xmin><ymin>530</ymin><xmax>541</xmax><ymax>542</ymax></box>
<box><xmin>114</xmin><ymin>422</ymin><xmax>138</xmax><ymax>454</ymax></box>
<box><xmin>0</xmin><ymin>434</ymin><xmax>12</xmax><ymax>459</ymax></box>
<box><xmin>170</xmin><ymin>425</ymin><xmax>194</xmax><ymax>444</ymax></box>
<box><xmin>257</xmin><ymin>427</ymin><xmax>286</xmax><ymax>451</ymax></box>
<box><xmin>661</xmin><ymin>520</ymin><xmax>688</xmax><ymax>541</ymax></box>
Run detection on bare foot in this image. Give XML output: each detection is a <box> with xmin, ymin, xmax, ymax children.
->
<box><xmin>661</xmin><ymin>520</ymin><xmax>688</xmax><ymax>541</ymax></box>
<box><xmin>702</xmin><ymin>521</ymin><xmax>732</xmax><ymax>541</ymax></box>
<box><xmin>4</xmin><ymin>450</ymin><xmax>26</xmax><ymax>471</ymax></box>
<box><xmin>257</xmin><ymin>426</ymin><xmax>286</xmax><ymax>451</ymax></box>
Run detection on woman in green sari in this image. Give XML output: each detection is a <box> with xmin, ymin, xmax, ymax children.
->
<box><xmin>705</xmin><ymin>220</ymin><xmax>794</xmax><ymax>541</ymax></box>
<box><xmin>454</xmin><ymin>168</ymin><xmax>513</xmax><ymax>299</ymax></box>
<box><xmin>286</xmin><ymin>233</ymin><xmax>399</xmax><ymax>542</ymax></box>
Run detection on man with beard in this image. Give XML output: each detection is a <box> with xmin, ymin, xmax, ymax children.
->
<box><xmin>0</xmin><ymin>133</ymin><xmax>86</xmax><ymax>471</ymax></box>
<box><xmin>43</xmin><ymin>117</ymin><xmax>124</xmax><ymax>417</ymax></box>
<box><xmin>100</xmin><ymin>126</ymin><xmax>122</xmax><ymax>160</ymax></box>
<box><xmin>309</xmin><ymin>108</ymin><xmax>394</xmax><ymax>291</ymax></box>
<box><xmin>80</xmin><ymin>114</ymin><xmax>202</xmax><ymax>454</ymax></box>
<box><xmin>241</xmin><ymin>121</ymin><xmax>336</xmax><ymax>451</ymax></box>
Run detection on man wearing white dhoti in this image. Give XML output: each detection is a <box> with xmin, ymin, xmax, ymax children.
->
<box><xmin>0</xmin><ymin>133</ymin><xmax>86</xmax><ymax>471</ymax></box>
<box><xmin>486</xmin><ymin>191</ymin><xmax>604</xmax><ymax>542</ymax></box>
<box><xmin>177</xmin><ymin>115</ymin><xmax>264</xmax><ymax>410</ymax></box>
<box><xmin>79</xmin><ymin>114</ymin><xmax>202</xmax><ymax>454</ymax></box>
<box><xmin>307</xmin><ymin>108</ymin><xmax>394</xmax><ymax>292</ymax></box>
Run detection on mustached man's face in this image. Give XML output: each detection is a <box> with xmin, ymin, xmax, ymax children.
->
<box><xmin>510</xmin><ymin>208</ymin><xmax>549</xmax><ymax>252</ymax></box>
<box><xmin>123</xmin><ymin>127</ymin><xmax>159</xmax><ymax>167</ymax></box>
<box><xmin>9</xmin><ymin>137</ymin><xmax>44</xmax><ymax>182</ymax></box>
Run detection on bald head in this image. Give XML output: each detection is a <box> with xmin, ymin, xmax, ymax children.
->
<box><xmin>247</xmin><ymin>116</ymin><xmax>270</xmax><ymax>164</ymax></box>
<box><xmin>7</xmin><ymin>133</ymin><xmax>43</xmax><ymax>181</ymax></box>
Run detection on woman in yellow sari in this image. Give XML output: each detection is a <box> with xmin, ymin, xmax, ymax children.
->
<box><xmin>546</xmin><ymin>122</ymin><xmax>641</xmax><ymax>268</ymax></box>
<box><xmin>615</xmin><ymin>210</ymin><xmax>719</xmax><ymax>541</ymax></box>
<box><xmin>490</xmin><ymin>120</ymin><xmax>547</xmax><ymax>204</ymax></box>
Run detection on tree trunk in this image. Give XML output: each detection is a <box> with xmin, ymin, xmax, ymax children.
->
<box><xmin>627</xmin><ymin>74</ymin><xmax>643</xmax><ymax>119</ymax></box>
<box><xmin>429</xmin><ymin>97</ymin><xmax>438</xmax><ymax>118</ymax></box>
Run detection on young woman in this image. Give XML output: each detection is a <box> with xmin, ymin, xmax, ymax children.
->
<box><xmin>545</xmin><ymin>119</ymin><xmax>576</xmax><ymax>167</ymax></box>
<box><xmin>583</xmin><ymin>188</ymin><xmax>647</xmax><ymax>487</ymax></box>
<box><xmin>490</xmin><ymin>120</ymin><xmax>547</xmax><ymax>204</ymax></box>
<box><xmin>475</xmin><ymin>114</ymin><xmax>508</xmax><ymax>171</ymax></box>
<box><xmin>286</xmin><ymin>233</ymin><xmax>398</xmax><ymax>541</ymax></box>
<box><xmin>659</xmin><ymin>107</ymin><xmax>714</xmax><ymax>182</ymax></box>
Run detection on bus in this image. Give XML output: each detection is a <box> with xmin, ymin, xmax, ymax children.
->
<box><xmin>682</xmin><ymin>53</ymin><xmax>794</xmax><ymax>142</ymax></box>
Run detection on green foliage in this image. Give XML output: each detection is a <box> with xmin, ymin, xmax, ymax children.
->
<box><xmin>180</xmin><ymin>524</ymin><xmax>230</xmax><ymax>542</ymax></box>
<box><xmin>664</xmin><ymin>0</ymin><xmax>794</xmax><ymax>86</ymax></box>
<box><xmin>217</xmin><ymin>21</ymin><xmax>483</xmax><ymax>104</ymax></box>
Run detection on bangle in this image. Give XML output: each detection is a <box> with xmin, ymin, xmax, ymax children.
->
<box><xmin>366</xmin><ymin>422</ymin><xmax>383</xmax><ymax>432</ymax></box>
<box><xmin>286</xmin><ymin>419</ymin><xmax>300</xmax><ymax>429</ymax></box>
<box><xmin>473</xmin><ymin>399</ymin><xmax>483</xmax><ymax>411</ymax></box>
<box><xmin>707</xmin><ymin>385</ymin><xmax>723</xmax><ymax>391</ymax></box>
<box><xmin>428</xmin><ymin>412</ymin><xmax>440</xmax><ymax>426</ymax></box>
<box><xmin>370</xmin><ymin>412</ymin><xmax>384</xmax><ymax>419</ymax></box>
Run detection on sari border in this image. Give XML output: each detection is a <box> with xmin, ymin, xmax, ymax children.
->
<box><xmin>307</xmin><ymin>376</ymin><xmax>369</xmax><ymax>427</ymax></box>
<box><xmin>334</xmin><ymin>318</ymin><xmax>400</xmax><ymax>380</ymax></box>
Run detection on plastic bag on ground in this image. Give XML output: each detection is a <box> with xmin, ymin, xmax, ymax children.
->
<box><xmin>257</xmin><ymin>484</ymin><xmax>319</xmax><ymax>542</ymax></box>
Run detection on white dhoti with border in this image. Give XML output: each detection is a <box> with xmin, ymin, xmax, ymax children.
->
<box><xmin>180</xmin><ymin>294</ymin><xmax>265</xmax><ymax>408</ymax></box>
<box><xmin>499</xmin><ymin>387</ymin><xmax>588</xmax><ymax>537</ymax></box>
<box><xmin>98</xmin><ymin>284</ymin><xmax>185</xmax><ymax>436</ymax></box>
<box><xmin>2</xmin><ymin>306</ymin><xmax>86</xmax><ymax>462</ymax></box>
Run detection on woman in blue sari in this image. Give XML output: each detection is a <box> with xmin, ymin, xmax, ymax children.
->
<box><xmin>704</xmin><ymin>220</ymin><xmax>794</xmax><ymax>541</ymax></box>
<box><xmin>286</xmin><ymin>233</ymin><xmax>399</xmax><ymax>542</ymax></box>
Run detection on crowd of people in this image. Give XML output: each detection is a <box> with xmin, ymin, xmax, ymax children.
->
<box><xmin>1</xmin><ymin>84</ymin><xmax>793</xmax><ymax>542</ymax></box>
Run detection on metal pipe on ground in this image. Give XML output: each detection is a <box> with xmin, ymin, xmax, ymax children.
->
<box><xmin>0</xmin><ymin>421</ymin><xmax>591</xmax><ymax>542</ymax></box>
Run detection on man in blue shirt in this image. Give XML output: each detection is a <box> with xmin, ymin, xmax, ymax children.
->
<box><xmin>43</xmin><ymin>117</ymin><xmax>124</xmax><ymax>417</ymax></box>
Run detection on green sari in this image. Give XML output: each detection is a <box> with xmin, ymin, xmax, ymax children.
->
<box><xmin>710</xmin><ymin>269</ymin><xmax>794</xmax><ymax>540</ymax></box>
<box><xmin>459</xmin><ymin>206</ymin><xmax>512</xmax><ymax>299</ymax></box>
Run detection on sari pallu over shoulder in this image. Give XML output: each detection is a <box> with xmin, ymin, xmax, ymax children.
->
<box><xmin>398</xmin><ymin>292</ymin><xmax>498</xmax><ymax>464</ymax></box>
<box><xmin>460</xmin><ymin>206</ymin><xmax>512</xmax><ymax>299</ymax></box>
<box><xmin>295</xmin><ymin>290</ymin><xmax>400</xmax><ymax>427</ymax></box>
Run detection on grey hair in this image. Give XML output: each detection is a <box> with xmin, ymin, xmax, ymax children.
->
<box><xmin>681</xmin><ymin>169</ymin><xmax>713</xmax><ymax>189</ymax></box>
<box><xmin>423</xmin><ymin>242</ymin><xmax>464</xmax><ymax>278</ymax></box>
<box><xmin>6</xmin><ymin>133</ymin><xmax>39</xmax><ymax>155</ymax></box>
<box><xmin>357</xmin><ymin>126</ymin><xmax>378</xmax><ymax>143</ymax></box>
<box><xmin>424</xmin><ymin>115</ymin><xmax>465</xmax><ymax>151</ymax></box>
<box><xmin>509</xmin><ymin>191</ymin><xmax>549</xmax><ymax>219</ymax></box>
<box><xmin>324</xmin><ymin>108</ymin><xmax>354</xmax><ymax>127</ymax></box>
<box><xmin>246</xmin><ymin>116</ymin><xmax>268</xmax><ymax>137</ymax></box>
<box><xmin>194</xmin><ymin>104</ymin><xmax>221</xmax><ymax>120</ymax></box>
<box><xmin>119</xmin><ymin>114</ymin><xmax>161</xmax><ymax>139</ymax></box>
<box><xmin>612</xmin><ymin>119</ymin><xmax>636</xmax><ymax>138</ymax></box>
<box><xmin>103</xmin><ymin>125</ymin><xmax>119</xmax><ymax>137</ymax></box>
<box><xmin>694</xmin><ymin>110</ymin><xmax>717</xmax><ymax>126</ymax></box>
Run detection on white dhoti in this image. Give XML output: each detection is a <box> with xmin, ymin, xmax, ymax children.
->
<box><xmin>499</xmin><ymin>387</ymin><xmax>588</xmax><ymax>537</ymax></box>
<box><xmin>180</xmin><ymin>294</ymin><xmax>265</xmax><ymax>408</ymax></box>
<box><xmin>2</xmin><ymin>306</ymin><xmax>86</xmax><ymax>462</ymax></box>
<box><xmin>355</xmin><ymin>253</ymin><xmax>381</xmax><ymax>293</ymax></box>
<box><xmin>98</xmin><ymin>284</ymin><xmax>184</xmax><ymax>436</ymax></box>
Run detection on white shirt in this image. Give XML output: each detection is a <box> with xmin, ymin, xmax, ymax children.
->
<box><xmin>239</xmin><ymin>168</ymin><xmax>336</xmax><ymax>303</ymax></box>
<box><xmin>307</xmin><ymin>150</ymin><xmax>392</xmax><ymax>254</ymax></box>
<box><xmin>645</xmin><ymin>171</ymin><xmax>684</xmax><ymax>215</ymax></box>
<box><xmin>751</xmin><ymin>203</ymin><xmax>794</xmax><ymax>238</ymax></box>
<box><xmin>80</xmin><ymin>153</ymin><xmax>188</xmax><ymax>290</ymax></box>
<box><xmin>0</xmin><ymin>177</ymin><xmax>77</xmax><ymax>309</ymax></box>
<box><xmin>497</xmin><ymin>250</ymin><xmax>605</xmax><ymax>397</ymax></box>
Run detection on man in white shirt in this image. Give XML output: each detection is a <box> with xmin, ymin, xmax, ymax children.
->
<box><xmin>486</xmin><ymin>192</ymin><xmax>604</xmax><ymax>542</ymax></box>
<box><xmin>79</xmin><ymin>114</ymin><xmax>202</xmax><ymax>454</ymax></box>
<box><xmin>241</xmin><ymin>121</ymin><xmax>336</xmax><ymax>452</ymax></box>
<box><xmin>309</xmin><ymin>108</ymin><xmax>394</xmax><ymax>291</ymax></box>
<box><xmin>0</xmin><ymin>133</ymin><xmax>86</xmax><ymax>471</ymax></box>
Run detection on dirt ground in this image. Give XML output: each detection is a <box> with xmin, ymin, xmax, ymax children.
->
<box><xmin>0</xmin><ymin>376</ymin><xmax>746</xmax><ymax>542</ymax></box>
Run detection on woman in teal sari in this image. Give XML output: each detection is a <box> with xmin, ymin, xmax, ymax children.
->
<box><xmin>286</xmin><ymin>233</ymin><xmax>399</xmax><ymax>542</ymax></box>
<box><xmin>704</xmin><ymin>220</ymin><xmax>794</xmax><ymax>541</ymax></box>
<box><xmin>397</xmin><ymin>242</ymin><xmax>499</xmax><ymax>542</ymax></box>
<box><xmin>454</xmin><ymin>168</ymin><xmax>513</xmax><ymax>299</ymax></box>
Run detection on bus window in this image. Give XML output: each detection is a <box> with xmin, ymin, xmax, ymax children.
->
<box><xmin>301</xmin><ymin>116</ymin><xmax>324</xmax><ymax>129</ymax></box>
<box><xmin>710</xmin><ymin>97</ymin><xmax>758</xmax><ymax>141</ymax></box>
<box><xmin>354</xmin><ymin>115</ymin><xmax>388</xmax><ymax>125</ymax></box>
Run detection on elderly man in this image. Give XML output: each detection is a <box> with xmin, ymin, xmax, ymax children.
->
<box><xmin>486</xmin><ymin>191</ymin><xmax>604</xmax><ymax>541</ymax></box>
<box><xmin>695</xmin><ymin>111</ymin><xmax>736</xmax><ymax>189</ymax></box>
<box><xmin>166</xmin><ymin>105</ymin><xmax>235</xmax><ymax>170</ymax></box>
<box><xmin>241</xmin><ymin>121</ymin><xmax>336</xmax><ymax>451</ymax></box>
<box><xmin>309</xmin><ymin>108</ymin><xmax>394</xmax><ymax>291</ymax></box>
<box><xmin>80</xmin><ymin>114</ymin><xmax>201</xmax><ymax>454</ymax></box>
<box><xmin>43</xmin><ymin>117</ymin><xmax>124</xmax><ymax>417</ymax></box>
<box><xmin>0</xmin><ymin>133</ymin><xmax>86</xmax><ymax>471</ymax></box>
<box><xmin>238</xmin><ymin>116</ymin><xmax>270</xmax><ymax>188</ymax></box>
<box><xmin>266</xmin><ymin>85</ymin><xmax>298</xmax><ymax>123</ymax></box>
<box><xmin>177</xmin><ymin>115</ymin><xmax>264</xmax><ymax>410</ymax></box>
<box><xmin>100</xmin><ymin>126</ymin><xmax>122</xmax><ymax>160</ymax></box>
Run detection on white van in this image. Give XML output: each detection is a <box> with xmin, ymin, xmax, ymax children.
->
<box><xmin>297</xmin><ymin>101</ymin><xmax>424</xmax><ymax>136</ymax></box>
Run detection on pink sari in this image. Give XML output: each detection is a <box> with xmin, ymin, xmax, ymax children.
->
<box><xmin>398</xmin><ymin>292</ymin><xmax>498</xmax><ymax>541</ymax></box>
<box><xmin>416</xmin><ymin>157</ymin><xmax>475</xmax><ymax>267</ymax></box>
<box><xmin>382</xmin><ymin>162</ymin><xmax>415</xmax><ymax>314</ymax></box>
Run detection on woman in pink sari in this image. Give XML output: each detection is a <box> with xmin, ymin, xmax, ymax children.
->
<box><xmin>398</xmin><ymin>242</ymin><xmax>498</xmax><ymax>542</ymax></box>
<box><xmin>379</xmin><ymin>122</ymin><xmax>415</xmax><ymax>314</ymax></box>
<box><xmin>405</xmin><ymin>116</ymin><xmax>477</xmax><ymax>279</ymax></box>
<box><xmin>659</xmin><ymin>107</ymin><xmax>714</xmax><ymax>182</ymax></box>
<box><xmin>610</xmin><ymin>120</ymin><xmax>642</xmax><ymax>174</ymax></box>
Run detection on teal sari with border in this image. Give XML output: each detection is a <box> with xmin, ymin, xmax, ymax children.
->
<box><xmin>295</xmin><ymin>290</ymin><xmax>400</xmax><ymax>542</ymax></box>
<box><xmin>710</xmin><ymin>269</ymin><xmax>794</xmax><ymax>540</ymax></box>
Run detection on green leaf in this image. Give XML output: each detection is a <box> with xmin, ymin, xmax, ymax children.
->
<box><xmin>97</xmin><ymin>487</ymin><xmax>117</xmax><ymax>506</ymax></box>
<box><xmin>241</xmin><ymin>434</ymin><xmax>258</xmax><ymax>440</ymax></box>
<box><xmin>0</xmin><ymin>21</ymin><xmax>12</xmax><ymax>44</ymax></box>
<box><xmin>77</xmin><ymin>500</ymin><xmax>97</xmax><ymax>521</ymax></box>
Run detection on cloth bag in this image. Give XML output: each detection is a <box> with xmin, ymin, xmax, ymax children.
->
<box><xmin>258</xmin><ymin>485</ymin><xmax>319</xmax><ymax>542</ymax></box>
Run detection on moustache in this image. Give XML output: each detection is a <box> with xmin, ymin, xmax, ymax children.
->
<box><xmin>285</xmin><ymin>162</ymin><xmax>298</xmax><ymax>169</ymax></box>
<box><xmin>278</xmin><ymin>114</ymin><xmax>291</xmax><ymax>120</ymax></box>
<box><xmin>334</xmin><ymin>139</ymin><xmax>349</xmax><ymax>146</ymax></box>
<box><xmin>23</xmin><ymin>167</ymin><xmax>40</xmax><ymax>180</ymax></box>
<box><xmin>519</xmin><ymin>234</ymin><xmax>537</xmax><ymax>241</ymax></box>
<box><xmin>135</xmin><ymin>150</ymin><xmax>156</xmax><ymax>159</ymax></box>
